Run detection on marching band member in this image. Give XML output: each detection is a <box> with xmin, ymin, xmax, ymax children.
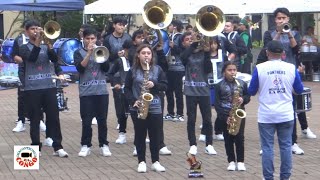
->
<box><xmin>74</xmin><ymin>27</ymin><xmax>111</xmax><ymax>157</ymax></box>
<box><xmin>262</xmin><ymin>7</ymin><xmax>316</xmax><ymax>155</ymax></box>
<box><xmin>108</xmin><ymin>40</ymin><xmax>132</xmax><ymax>144</ymax></box>
<box><xmin>248</xmin><ymin>40</ymin><xmax>304</xmax><ymax>180</ymax></box>
<box><xmin>19</xmin><ymin>19</ymin><xmax>68</xmax><ymax>157</ymax></box>
<box><xmin>124</xmin><ymin>44</ymin><xmax>167</xmax><ymax>173</ymax></box>
<box><xmin>12</xmin><ymin>20</ymin><xmax>46</xmax><ymax>133</ymax></box>
<box><xmin>103</xmin><ymin>16</ymin><xmax>132</xmax><ymax>130</ymax></box>
<box><xmin>180</xmin><ymin>31</ymin><xmax>217</xmax><ymax>155</ymax></box>
<box><xmin>164</xmin><ymin>20</ymin><xmax>185</xmax><ymax>122</ymax></box>
<box><xmin>214</xmin><ymin>61</ymin><xmax>250</xmax><ymax>171</ymax></box>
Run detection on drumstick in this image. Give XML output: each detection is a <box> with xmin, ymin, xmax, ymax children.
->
<box><xmin>52</xmin><ymin>75</ymin><xmax>72</xmax><ymax>82</ymax></box>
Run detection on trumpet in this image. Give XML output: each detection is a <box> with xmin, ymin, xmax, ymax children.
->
<box><xmin>280</xmin><ymin>23</ymin><xmax>291</xmax><ymax>33</ymax></box>
<box><xmin>93</xmin><ymin>45</ymin><xmax>109</xmax><ymax>63</ymax></box>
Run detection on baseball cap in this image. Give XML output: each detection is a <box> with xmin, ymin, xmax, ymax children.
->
<box><xmin>267</xmin><ymin>40</ymin><xmax>284</xmax><ymax>54</ymax></box>
<box><xmin>239</xmin><ymin>19</ymin><xmax>249</xmax><ymax>27</ymax></box>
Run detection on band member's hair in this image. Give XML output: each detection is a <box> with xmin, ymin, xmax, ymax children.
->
<box><xmin>221</xmin><ymin>61</ymin><xmax>237</xmax><ymax>73</ymax></box>
<box><xmin>208</xmin><ymin>36</ymin><xmax>222</xmax><ymax>50</ymax></box>
<box><xmin>112</xmin><ymin>16</ymin><xmax>127</xmax><ymax>25</ymax></box>
<box><xmin>83</xmin><ymin>28</ymin><xmax>97</xmax><ymax>38</ymax></box>
<box><xmin>273</xmin><ymin>7</ymin><xmax>290</xmax><ymax>17</ymax></box>
<box><xmin>185</xmin><ymin>24</ymin><xmax>193</xmax><ymax>30</ymax></box>
<box><xmin>171</xmin><ymin>20</ymin><xmax>184</xmax><ymax>32</ymax></box>
<box><xmin>21</xmin><ymin>19</ymin><xmax>31</xmax><ymax>28</ymax></box>
<box><xmin>25</xmin><ymin>20</ymin><xmax>40</xmax><ymax>30</ymax></box>
<box><xmin>132</xmin><ymin>29</ymin><xmax>144</xmax><ymax>41</ymax></box>
<box><xmin>133</xmin><ymin>44</ymin><xmax>155</xmax><ymax>69</ymax></box>
<box><xmin>181</xmin><ymin>31</ymin><xmax>192</xmax><ymax>41</ymax></box>
<box><xmin>80</xmin><ymin>24</ymin><xmax>92</xmax><ymax>30</ymax></box>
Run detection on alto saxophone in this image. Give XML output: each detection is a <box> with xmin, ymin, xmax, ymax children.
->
<box><xmin>137</xmin><ymin>60</ymin><xmax>154</xmax><ymax>120</ymax></box>
<box><xmin>227</xmin><ymin>76</ymin><xmax>246</xmax><ymax>136</ymax></box>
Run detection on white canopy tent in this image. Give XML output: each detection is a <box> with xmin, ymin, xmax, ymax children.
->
<box><xmin>84</xmin><ymin>0</ymin><xmax>320</xmax><ymax>15</ymax></box>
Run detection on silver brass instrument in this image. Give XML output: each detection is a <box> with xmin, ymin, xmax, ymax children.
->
<box><xmin>44</xmin><ymin>20</ymin><xmax>61</xmax><ymax>39</ymax></box>
<box><xmin>93</xmin><ymin>45</ymin><xmax>109</xmax><ymax>63</ymax></box>
<box><xmin>280</xmin><ymin>23</ymin><xmax>291</xmax><ymax>33</ymax></box>
<box><xmin>142</xmin><ymin>0</ymin><xmax>173</xmax><ymax>30</ymax></box>
<box><xmin>227</xmin><ymin>77</ymin><xmax>246</xmax><ymax>136</ymax></box>
<box><xmin>137</xmin><ymin>60</ymin><xmax>154</xmax><ymax>119</ymax></box>
<box><xmin>195</xmin><ymin>5</ymin><xmax>225</xmax><ymax>37</ymax></box>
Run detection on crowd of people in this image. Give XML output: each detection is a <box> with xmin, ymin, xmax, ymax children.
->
<box><xmin>7</xmin><ymin>6</ymin><xmax>318</xmax><ymax>180</ymax></box>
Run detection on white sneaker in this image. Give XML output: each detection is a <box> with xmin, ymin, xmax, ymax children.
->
<box><xmin>53</xmin><ymin>149</ymin><xmax>68</xmax><ymax>158</ymax></box>
<box><xmin>100</xmin><ymin>144</ymin><xmax>112</xmax><ymax>156</ymax></box>
<box><xmin>137</xmin><ymin>161</ymin><xmax>147</xmax><ymax>173</ymax></box>
<box><xmin>259</xmin><ymin>150</ymin><xmax>263</xmax><ymax>155</ymax></box>
<box><xmin>12</xmin><ymin>121</ymin><xmax>25</xmax><ymax>132</ymax></box>
<box><xmin>92</xmin><ymin>117</ymin><xmax>97</xmax><ymax>125</ymax></box>
<box><xmin>145</xmin><ymin>138</ymin><xmax>150</xmax><ymax>143</ymax></box>
<box><xmin>115</xmin><ymin>133</ymin><xmax>127</xmax><ymax>144</ymax></box>
<box><xmin>39</xmin><ymin>120</ymin><xmax>46</xmax><ymax>132</ymax></box>
<box><xmin>237</xmin><ymin>162</ymin><xmax>246</xmax><ymax>171</ymax></box>
<box><xmin>133</xmin><ymin>147</ymin><xmax>137</xmax><ymax>156</ymax></box>
<box><xmin>215</xmin><ymin>134</ymin><xmax>224</xmax><ymax>141</ymax></box>
<box><xmin>78</xmin><ymin>145</ymin><xmax>91</xmax><ymax>157</ymax></box>
<box><xmin>159</xmin><ymin>146</ymin><xmax>172</xmax><ymax>155</ymax></box>
<box><xmin>189</xmin><ymin>145</ymin><xmax>197</xmax><ymax>155</ymax></box>
<box><xmin>292</xmin><ymin>143</ymin><xmax>304</xmax><ymax>155</ymax></box>
<box><xmin>176</xmin><ymin>115</ymin><xmax>185</xmax><ymax>122</ymax></box>
<box><xmin>227</xmin><ymin>161</ymin><xmax>236</xmax><ymax>171</ymax></box>
<box><xmin>198</xmin><ymin>134</ymin><xmax>206</xmax><ymax>142</ymax></box>
<box><xmin>205</xmin><ymin>145</ymin><xmax>217</xmax><ymax>155</ymax></box>
<box><xmin>151</xmin><ymin>161</ymin><xmax>165</xmax><ymax>172</ymax></box>
<box><xmin>116</xmin><ymin>124</ymin><xmax>120</xmax><ymax>130</ymax></box>
<box><xmin>302</xmin><ymin>128</ymin><xmax>317</xmax><ymax>139</ymax></box>
<box><xmin>43</xmin><ymin>137</ymin><xmax>53</xmax><ymax>147</ymax></box>
<box><xmin>199</xmin><ymin>124</ymin><xmax>203</xmax><ymax>129</ymax></box>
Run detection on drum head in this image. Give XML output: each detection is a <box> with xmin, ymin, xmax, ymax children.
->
<box><xmin>160</xmin><ymin>29</ymin><xmax>170</xmax><ymax>56</ymax></box>
<box><xmin>1</xmin><ymin>38</ymin><xmax>15</xmax><ymax>63</ymax></box>
<box><xmin>236</xmin><ymin>72</ymin><xmax>252</xmax><ymax>85</ymax></box>
<box><xmin>53</xmin><ymin>38</ymin><xmax>82</xmax><ymax>66</ymax></box>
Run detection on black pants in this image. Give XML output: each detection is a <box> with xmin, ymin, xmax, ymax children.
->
<box><xmin>220</xmin><ymin>114</ymin><xmax>245</xmax><ymax>163</ymax></box>
<box><xmin>17</xmin><ymin>87</ymin><xmax>26</xmax><ymax>123</ymax></box>
<box><xmin>159</xmin><ymin>92</ymin><xmax>166</xmax><ymax>149</ymax></box>
<box><xmin>166</xmin><ymin>71</ymin><xmax>184</xmax><ymax>116</ymax></box>
<box><xmin>213</xmin><ymin>115</ymin><xmax>224</xmax><ymax>135</ymax></box>
<box><xmin>112</xmin><ymin>89</ymin><xmax>129</xmax><ymax>133</ymax></box>
<box><xmin>24</xmin><ymin>88</ymin><xmax>63</xmax><ymax>152</ymax></box>
<box><xmin>131</xmin><ymin>111</ymin><xmax>162</xmax><ymax>163</ymax></box>
<box><xmin>80</xmin><ymin>95</ymin><xmax>109</xmax><ymax>147</ymax></box>
<box><xmin>186</xmin><ymin>96</ymin><xmax>213</xmax><ymax>146</ymax></box>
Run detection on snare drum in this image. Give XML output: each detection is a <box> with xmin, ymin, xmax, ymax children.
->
<box><xmin>236</xmin><ymin>72</ymin><xmax>252</xmax><ymax>86</ymax></box>
<box><xmin>295</xmin><ymin>87</ymin><xmax>312</xmax><ymax>113</ymax></box>
<box><xmin>1</xmin><ymin>38</ymin><xmax>14</xmax><ymax>63</ymax></box>
<box><xmin>53</xmin><ymin>38</ymin><xmax>82</xmax><ymax>65</ymax></box>
<box><xmin>0</xmin><ymin>76</ymin><xmax>20</xmax><ymax>87</ymax></box>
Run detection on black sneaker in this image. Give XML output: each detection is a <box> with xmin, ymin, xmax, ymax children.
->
<box><xmin>163</xmin><ymin>114</ymin><xmax>174</xmax><ymax>121</ymax></box>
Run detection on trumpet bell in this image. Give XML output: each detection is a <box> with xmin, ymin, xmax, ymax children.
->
<box><xmin>44</xmin><ymin>20</ymin><xmax>61</xmax><ymax>39</ymax></box>
<box><xmin>93</xmin><ymin>46</ymin><xmax>109</xmax><ymax>63</ymax></box>
<box><xmin>281</xmin><ymin>23</ymin><xmax>291</xmax><ymax>33</ymax></box>
<box><xmin>195</xmin><ymin>5</ymin><xmax>225</xmax><ymax>37</ymax></box>
<box><xmin>142</xmin><ymin>0</ymin><xmax>173</xmax><ymax>29</ymax></box>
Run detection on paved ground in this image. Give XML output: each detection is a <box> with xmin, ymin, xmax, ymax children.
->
<box><xmin>0</xmin><ymin>81</ymin><xmax>319</xmax><ymax>180</ymax></box>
